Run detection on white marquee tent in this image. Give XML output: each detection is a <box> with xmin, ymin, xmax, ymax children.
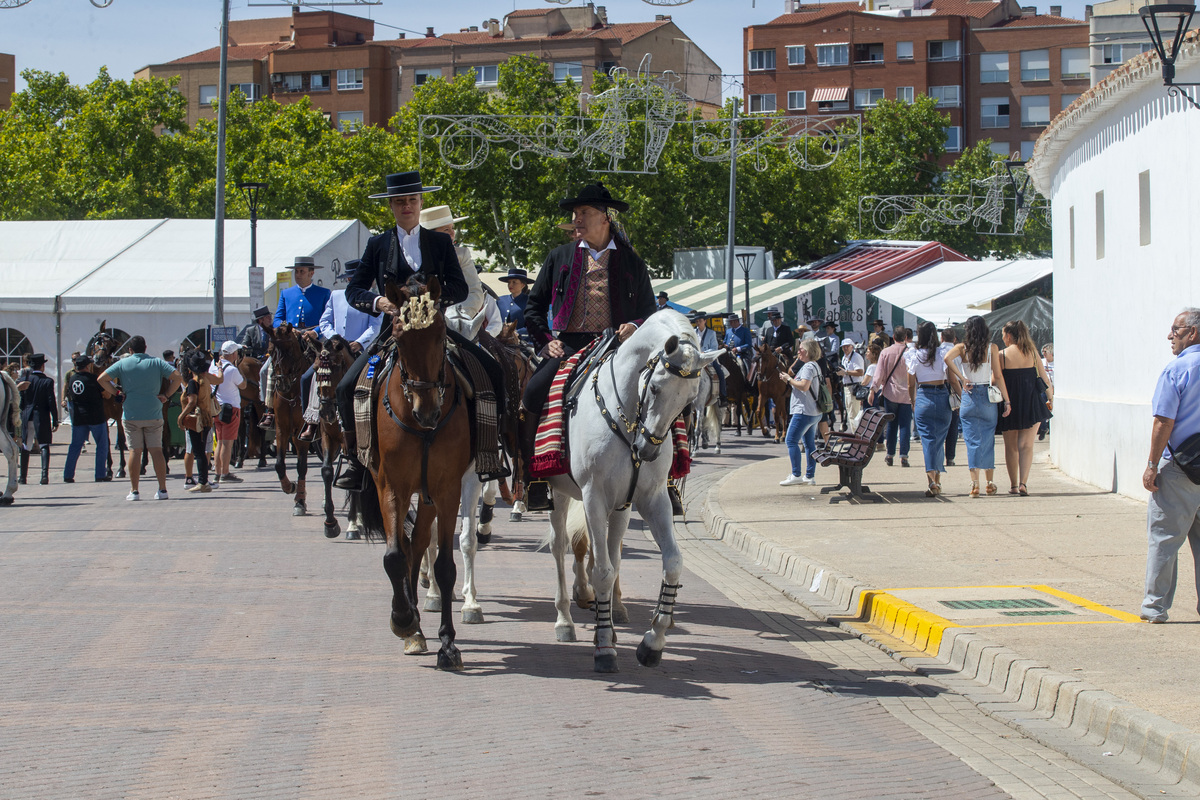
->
<box><xmin>0</xmin><ymin>219</ymin><xmax>370</xmax><ymax>383</ymax></box>
<box><xmin>869</xmin><ymin>258</ymin><xmax>1052</xmax><ymax>327</ymax></box>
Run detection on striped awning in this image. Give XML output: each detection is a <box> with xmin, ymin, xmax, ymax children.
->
<box><xmin>811</xmin><ymin>87</ymin><xmax>849</xmax><ymax>103</ymax></box>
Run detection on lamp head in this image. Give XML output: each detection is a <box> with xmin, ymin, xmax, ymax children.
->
<box><xmin>1141</xmin><ymin>4</ymin><xmax>1196</xmax><ymax>85</ymax></box>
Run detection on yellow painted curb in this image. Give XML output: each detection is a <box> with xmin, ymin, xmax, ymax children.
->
<box><xmin>838</xmin><ymin>589</ymin><xmax>961</xmax><ymax>657</ymax></box>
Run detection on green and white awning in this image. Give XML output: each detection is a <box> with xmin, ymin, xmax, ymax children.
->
<box><xmin>652</xmin><ymin>278</ymin><xmax>925</xmax><ymax>342</ymax></box>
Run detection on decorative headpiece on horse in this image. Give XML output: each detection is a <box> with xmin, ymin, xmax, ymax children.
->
<box><xmin>398</xmin><ymin>293</ymin><xmax>439</xmax><ymax>331</ymax></box>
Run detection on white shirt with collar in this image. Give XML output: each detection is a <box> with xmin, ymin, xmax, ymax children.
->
<box><xmin>398</xmin><ymin>225</ymin><xmax>422</xmax><ymax>271</ymax></box>
<box><xmin>578</xmin><ymin>237</ymin><xmax>616</xmax><ymax>263</ymax></box>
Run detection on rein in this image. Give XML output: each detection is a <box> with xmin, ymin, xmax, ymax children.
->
<box><xmin>593</xmin><ymin>346</ymin><xmax>700</xmax><ymax>510</ymax></box>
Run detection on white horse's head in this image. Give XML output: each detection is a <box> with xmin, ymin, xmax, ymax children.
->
<box><xmin>627</xmin><ymin>311</ymin><xmax>720</xmax><ymax>462</ymax></box>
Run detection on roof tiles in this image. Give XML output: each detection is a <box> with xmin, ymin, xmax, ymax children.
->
<box><xmin>170</xmin><ymin>42</ymin><xmax>291</xmax><ymax>64</ymax></box>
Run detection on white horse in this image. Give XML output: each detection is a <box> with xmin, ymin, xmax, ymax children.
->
<box><xmin>693</xmin><ymin>362</ymin><xmax>722</xmax><ymax>457</ymax></box>
<box><xmin>546</xmin><ymin>310</ymin><xmax>720</xmax><ymax>672</ymax></box>
<box><xmin>0</xmin><ymin>371</ymin><xmax>18</xmax><ymax>506</ymax></box>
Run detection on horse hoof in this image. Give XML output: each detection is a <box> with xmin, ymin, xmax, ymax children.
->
<box><xmin>476</xmin><ymin>531</ymin><xmax>491</xmax><ymax>546</ymax></box>
<box><xmin>292</xmin><ymin>502</ymin><xmax>306</xmax><ymax>517</ymax></box>
<box><xmin>0</xmin><ymin>496</ymin><xmax>13</xmax><ymax>506</ymax></box>
<box><xmin>282</xmin><ymin>483</ymin><xmax>295</xmax><ymax>495</ymax></box>
<box><xmin>462</xmin><ymin>607</ymin><xmax>484</xmax><ymax>624</ymax></box>
<box><xmin>424</xmin><ymin>596</ymin><xmax>442</xmax><ymax>612</ymax></box>
<box><xmin>436</xmin><ymin>647</ymin><xmax>464</xmax><ymax>671</ymax></box>
<box><xmin>344</xmin><ymin>529</ymin><xmax>361</xmax><ymax>541</ymax></box>
<box><xmin>390</xmin><ymin>612</ymin><xmax>419</xmax><ymax>639</ymax></box>
<box><xmin>509</xmin><ymin>511</ymin><xmax>522</xmax><ymax>523</ymax></box>
<box><xmin>573</xmin><ymin>593</ymin><xmax>593</xmax><ymax>611</ymax></box>
<box><xmin>555</xmin><ymin>624</ymin><xmax>577</xmax><ymax>643</ymax></box>
<box><xmin>419</xmin><ymin>575</ymin><xmax>430</xmax><ymax>589</ymax></box>
<box><xmin>403</xmin><ymin>632</ymin><xmax>428</xmax><ymax>655</ymax></box>
<box><xmin>613</xmin><ymin>605</ymin><xmax>630</xmax><ymax>625</ymax></box>
<box><xmin>714</xmin><ymin>446</ymin><xmax>722</xmax><ymax>455</ymax></box>
<box><xmin>324</xmin><ymin>521</ymin><xmax>340</xmax><ymax>539</ymax></box>
<box><xmin>593</xmin><ymin>648</ymin><xmax>620</xmax><ymax>673</ymax></box>
<box><xmin>636</xmin><ymin>640</ymin><xmax>663</xmax><ymax>668</ymax></box>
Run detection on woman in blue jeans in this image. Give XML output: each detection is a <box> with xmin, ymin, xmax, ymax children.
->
<box><xmin>779</xmin><ymin>339</ymin><xmax>826</xmax><ymax>486</ymax></box>
<box><xmin>905</xmin><ymin>322</ymin><xmax>955</xmax><ymax>497</ymax></box>
<box><xmin>943</xmin><ymin>316</ymin><xmax>1011</xmax><ymax>497</ymax></box>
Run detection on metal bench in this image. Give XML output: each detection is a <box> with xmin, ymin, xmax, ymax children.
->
<box><xmin>814</xmin><ymin>406</ymin><xmax>894</xmax><ymax>500</ymax></box>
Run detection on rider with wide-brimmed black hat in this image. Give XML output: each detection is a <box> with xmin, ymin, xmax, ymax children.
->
<box><xmin>520</xmin><ymin>182</ymin><xmax>656</xmax><ymax>509</ymax></box>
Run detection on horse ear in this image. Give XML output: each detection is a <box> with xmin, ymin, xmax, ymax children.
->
<box><xmin>427</xmin><ymin>275</ymin><xmax>442</xmax><ymax>304</ymax></box>
<box><xmin>664</xmin><ymin>335</ymin><xmax>679</xmax><ymax>356</ymax></box>
<box><xmin>385</xmin><ymin>279</ymin><xmax>406</xmax><ymax>307</ymax></box>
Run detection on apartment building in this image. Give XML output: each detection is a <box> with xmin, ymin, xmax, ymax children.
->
<box><xmin>1088</xmin><ymin>0</ymin><xmax>1155</xmax><ymax>85</ymax></box>
<box><xmin>743</xmin><ymin>0</ymin><xmax>1089</xmax><ymax>159</ymax></box>
<box><xmin>1</xmin><ymin>53</ymin><xmax>15</xmax><ymax>112</ymax></box>
<box><xmin>136</xmin><ymin>4</ymin><xmax>721</xmax><ymax>133</ymax></box>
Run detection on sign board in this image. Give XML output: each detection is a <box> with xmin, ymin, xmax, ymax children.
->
<box><xmin>207</xmin><ymin>325</ymin><xmax>238</xmax><ymax>351</ymax></box>
<box><xmin>248</xmin><ymin>266</ymin><xmax>264</xmax><ymax>312</ymax></box>
<box><xmin>267</xmin><ymin>270</ymin><xmax>293</xmax><ymax>314</ymax></box>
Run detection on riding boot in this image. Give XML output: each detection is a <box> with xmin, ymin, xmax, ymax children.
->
<box><xmin>297</xmin><ymin>422</ymin><xmax>318</xmax><ymax>442</ymax></box>
<box><xmin>519</xmin><ymin>409</ymin><xmax>553</xmax><ymax>512</ymax></box>
<box><xmin>258</xmin><ymin>411</ymin><xmax>275</xmax><ymax>430</ymax></box>
<box><xmin>333</xmin><ymin>428</ymin><xmax>366</xmax><ymax>491</ymax></box>
<box><xmin>39</xmin><ymin>445</ymin><xmax>50</xmax><ymax>485</ymax></box>
<box><xmin>667</xmin><ymin>479</ymin><xmax>684</xmax><ymax>517</ymax></box>
<box><xmin>18</xmin><ymin>449</ymin><xmax>29</xmax><ymax>484</ymax></box>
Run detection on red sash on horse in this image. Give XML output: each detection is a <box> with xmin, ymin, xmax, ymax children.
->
<box><xmin>531</xmin><ymin>342</ymin><xmax>598</xmax><ymax>478</ymax></box>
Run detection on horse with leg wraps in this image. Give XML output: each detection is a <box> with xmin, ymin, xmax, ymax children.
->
<box><xmin>754</xmin><ymin>344</ymin><xmax>790</xmax><ymax>443</ymax></box>
<box><xmin>314</xmin><ymin>336</ymin><xmax>359</xmax><ymax>539</ymax></box>
<box><xmin>268</xmin><ymin>324</ymin><xmax>314</xmax><ymax>516</ymax></box>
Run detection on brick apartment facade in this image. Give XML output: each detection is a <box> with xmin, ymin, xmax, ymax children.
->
<box><xmin>136</xmin><ymin>4</ymin><xmax>721</xmax><ymax>132</ymax></box>
<box><xmin>743</xmin><ymin>0</ymin><xmax>1089</xmax><ymax>159</ymax></box>
<box><xmin>0</xmin><ymin>53</ymin><xmax>14</xmax><ymax>112</ymax></box>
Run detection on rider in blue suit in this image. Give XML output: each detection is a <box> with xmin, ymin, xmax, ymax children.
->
<box><xmin>724</xmin><ymin>313</ymin><xmax>754</xmax><ymax>380</ymax></box>
<box><xmin>495</xmin><ymin>267</ymin><xmax>530</xmax><ymax>339</ymax></box>
<box><xmin>260</xmin><ymin>256</ymin><xmax>331</xmax><ymax>429</ymax></box>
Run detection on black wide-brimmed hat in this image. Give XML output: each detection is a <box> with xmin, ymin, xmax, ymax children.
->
<box><xmin>252</xmin><ymin>305</ymin><xmax>271</xmax><ymax>320</ymax></box>
<box><xmin>369</xmin><ymin>171</ymin><xmax>442</xmax><ymax>199</ymax></box>
<box><xmin>502</xmin><ymin>267</ymin><xmax>530</xmax><ymax>284</ymax></box>
<box><xmin>657</xmin><ymin>291</ymin><xmax>669</xmax><ymax>300</ymax></box>
<box><xmin>291</xmin><ymin>256</ymin><xmax>321</xmax><ymax>270</ymax></box>
<box><xmin>558</xmin><ymin>182</ymin><xmax>629</xmax><ymax>213</ymax></box>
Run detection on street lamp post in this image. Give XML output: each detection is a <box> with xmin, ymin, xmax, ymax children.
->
<box><xmin>236</xmin><ymin>181</ymin><xmax>268</xmax><ymax>273</ymax></box>
<box><xmin>724</xmin><ymin>98</ymin><xmax>740</xmax><ymax>315</ymax></box>
<box><xmin>735</xmin><ymin>251</ymin><xmax>755</xmax><ymax>325</ymax></box>
<box><xmin>1141</xmin><ymin>4</ymin><xmax>1200</xmax><ymax>110</ymax></box>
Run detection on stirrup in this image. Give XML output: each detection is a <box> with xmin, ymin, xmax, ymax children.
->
<box><xmin>297</xmin><ymin>423</ymin><xmax>318</xmax><ymax>442</ymax></box>
<box><xmin>525</xmin><ymin>480</ymin><xmax>554</xmax><ymax>511</ymax></box>
<box><xmin>333</xmin><ymin>459</ymin><xmax>366</xmax><ymax>491</ymax></box>
<box><xmin>258</xmin><ymin>412</ymin><xmax>275</xmax><ymax>430</ymax></box>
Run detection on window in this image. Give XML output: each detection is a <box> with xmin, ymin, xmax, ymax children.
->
<box><xmin>1020</xmin><ymin>140</ymin><xmax>1035</xmax><ymax>160</ymax></box>
<box><xmin>1061</xmin><ymin>48</ymin><xmax>1089</xmax><ymax>79</ymax></box>
<box><xmin>929</xmin><ymin>85</ymin><xmax>960</xmax><ymax>107</ymax></box>
<box><xmin>1102</xmin><ymin>43</ymin><xmax>1151</xmax><ymax>64</ymax></box>
<box><xmin>599</xmin><ymin>60</ymin><xmax>617</xmax><ymax>76</ymax></box>
<box><xmin>279</xmin><ymin>73</ymin><xmax>302</xmax><ymax>92</ymax></box>
<box><xmin>0</xmin><ymin>328</ymin><xmax>32</xmax><ymax>368</ymax></box>
<box><xmin>310</xmin><ymin>72</ymin><xmax>330</xmax><ymax>91</ymax></box>
<box><xmin>1061</xmin><ymin>93</ymin><xmax>1081</xmax><ymax>111</ymax></box>
<box><xmin>896</xmin><ymin>86</ymin><xmax>914</xmax><ymax>103</ymax></box>
<box><xmin>787</xmin><ymin>90</ymin><xmax>807</xmax><ymax>110</ymax></box>
<box><xmin>989</xmin><ymin>141</ymin><xmax>1011</xmax><ymax>157</ymax></box>
<box><xmin>1020</xmin><ymin>49</ymin><xmax>1050</xmax><ymax>81</ymax></box>
<box><xmin>981</xmin><ymin>97</ymin><xmax>1010</xmax><ymax>128</ymax></box>
<box><xmin>199</xmin><ymin>85</ymin><xmax>217</xmax><ymax>105</ymax></box>
<box><xmin>816</xmin><ymin>44</ymin><xmax>849</xmax><ymax>66</ymax></box>
<box><xmin>854</xmin><ymin>87</ymin><xmax>884</xmax><ymax>108</ymax></box>
<box><xmin>748</xmin><ymin>93</ymin><xmax>777</xmax><ymax>113</ymax></box>
<box><xmin>459</xmin><ymin>64</ymin><xmax>498</xmax><ymax>85</ymax></box>
<box><xmin>786</xmin><ymin>45</ymin><xmax>805</xmax><ymax>66</ymax></box>
<box><xmin>336</xmin><ymin>68</ymin><xmax>364</xmax><ymax>90</ymax></box>
<box><xmin>1095</xmin><ymin>190</ymin><xmax>1105</xmax><ymax>259</ymax></box>
<box><xmin>896</xmin><ymin>41</ymin><xmax>913</xmax><ymax>60</ymax></box>
<box><xmin>1020</xmin><ymin>95</ymin><xmax>1050</xmax><ymax>127</ymax></box>
<box><xmin>1069</xmin><ymin>206</ymin><xmax>1075</xmax><ymax>269</ymax></box>
<box><xmin>554</xmin><ymin>62</ymin><xmax>583</xmax><ymax>82</ymax></box>
<box><xmin>928</xmin><ymin>40</ymin><xmax>961</xmax><ymax>62</ymax></box>
<box><xmin>337</xmin><ymin>110</ymin><xmax>364</xmax><ymax>132</ymax></box>
<box><xmin>229</xmin><ymin>83</ymin><xmax>259</xmax><ymax>102</ymax></box>
<box><xmin>1139</xmin><ymin>170</ymin><xmax>1151</xmax><ymax>246</ymax></box>
<box><xmin>854</xmin><ymin>43</ymin><xmax>884</xmax><ymax>63</ymax></box>
<box><xmin>749</xmin><ymin>49</ymin><xmax>776</xmax><ymax>71</ymax></box>
<box><xmin>945</xmin><ymin>126</ymin><xmax>962</xmax><ymax>153</ymax></box>
<box><xmin>980</xmin><ymin>52</ymin><xmax>1009</xmax><ymax>83</ymax></box>
<box><xmin>817</xmin><ymin>98</ymin><xmax>850</xmax><ymax>112</ymax></box>
<box><xmin>413</xmin><ymin>68</ymin><xmax>442</xmax><ymax>87</ymax></box>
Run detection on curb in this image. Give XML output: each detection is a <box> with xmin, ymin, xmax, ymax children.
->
<box><xmin>700</xmin><ymin>470</ymin><xmax>1200</xmax><ymax>796</ymax></box>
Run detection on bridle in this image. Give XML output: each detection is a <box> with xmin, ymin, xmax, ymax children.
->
<box><xmin>593</xmin><ymin>345</ymin><xmax>701</xmax><ymax>509</ymax></box>
<box><xmin>396</xmin><ymin>342</ymin><xmax>450</xmax><ymax>407</ymax></box>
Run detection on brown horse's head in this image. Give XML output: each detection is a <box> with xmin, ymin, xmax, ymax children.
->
<box><xmin>316</xmin><ymin>336</ymin><xmax>354</xmax><ymax>424</ymax></box>
<box><xmin>386</xmin><ymin>277</ymin><xmax>449</xmax><ymax>430</ymax></box>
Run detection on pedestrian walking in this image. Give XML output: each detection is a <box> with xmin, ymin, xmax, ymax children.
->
<box><xmin>996</xmin><ymin>320</ymin><xmax>1053</xmax><ymax>496</ymax></box>
<box><xmin>906</xmin><ymin>322</ymin><xmax>955</xmax><ymax>496</ymax></box>
<box><xmin>62</xmin><ymin>354</ymin><xmax>112</xmax><ymax>484</ymax></box>
<box><xmin>1140</xmin><ymin>308</ymin><xmax>1200</xmax><ymax>624</ymax></box>
<box><xmin>779</xmin><ymin>339</ymin><xmax>825</xmax><ymax>486</ymax></box>
<box><xmin>209</xmin><ymin>341</ymin><xmax>246</xmax><ymax>487</ymax></box>
<box><xmin>940</xmin><ymin>329</ymin><xmax>961</xmax><ymax>466</ymax></box>
<box><xmin>944</xmin><ymin>316</ymin><xmax>1011</xmax><ymax>497</ymax></box>
<box><xmin>1039</xmin><ymin>343</ymin><xmax>1055</xmax><ymax>441</ymax></box>
<box><xmin>179</xmin><ymin>350</ymin><xmax>216</xmax><ymax>493</ymax></box>
<box><xmin>18</xmin><ymin>353</ymin><xmax>58</xmax><ymax>485</ymax></box>
<box><xmin>867</xmin><ymin>326</ymin><xmax>913</xmax><ymax>467</ymax></box>
<box><xmin>97</xmin><ymin>336</ymin><xmax>181</xmax><ymax>501</ymax></box>
<box><xmin>838</xmin><ymin>338</ymin><xmax>865</xmax><ymax>426</ymax></box>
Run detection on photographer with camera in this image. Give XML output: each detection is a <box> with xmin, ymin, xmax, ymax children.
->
<box><xmin>209</xmin><ymin>341</ymin><xmax>246</xmax><ymax>488</ymax></box>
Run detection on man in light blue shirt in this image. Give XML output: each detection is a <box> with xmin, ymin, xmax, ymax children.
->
<box><xmin>1141</xmin><ymin>308</ymin><xmax>1200</xmax><ymax>623</ymax></box>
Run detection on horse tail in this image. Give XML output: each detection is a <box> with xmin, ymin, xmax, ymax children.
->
<box><xmin>357</xmin><ymin>477</ymin><xmax>388</xmax><ymax>543</ymax></box>
<box><xmin>536</xmin><ymin>496</ymin><xmax>589</xmax><ymax>553</ymax></box>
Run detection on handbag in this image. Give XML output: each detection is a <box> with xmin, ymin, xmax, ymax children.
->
<box><xmin>854</xmin><ymin>383</ymin><xmax>871</xmax><ymax>401</ymax></box>
<box><xmin>179</xmin><ymin>412</ymin><xmax>200</xmax><ymax>432</ymax></box>
<box><xmin>948</xmin><ymin>391</ymin><xmax>961</xmax><ymax>411</ymax></box>
<box><xmin>219</xmin><ymin>402</ymin><xmax>234</xmax><ymax>424</ymax></box>
<box><xmin>985</xmin><ymin>348</ymin><xmax>1003</xmax><ymax>403</ymax></box>
<box><xmin>1168</xmin><ymin>434</ymin><xmax>1200</xmax><ymax>485</ymax></box>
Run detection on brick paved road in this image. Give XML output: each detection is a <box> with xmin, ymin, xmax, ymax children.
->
<box><xmin>0</xmin><ymin>441</ymin><xmax>1134</xmax><ymax>799</ymax></box>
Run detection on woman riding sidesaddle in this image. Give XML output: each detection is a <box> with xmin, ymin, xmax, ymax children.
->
<box><xmin>521</xmin><ymin>182</ymin><xmax>657</xmax><ymax>510</ymax></box>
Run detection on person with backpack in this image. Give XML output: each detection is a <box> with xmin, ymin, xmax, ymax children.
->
<box><xmin>778</xmin><ymin>339</ymin><xmax>826</xmax><ymax>487</ymax></box>
<box><xmin>867</xmin><ymin>326</ymin><xmax>913</xmax><ymax>468</ymax></box>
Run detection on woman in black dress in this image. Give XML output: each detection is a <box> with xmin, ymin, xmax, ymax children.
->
<box><xmin>996</xmin><ymin>320</ymin><xmax>1053</xmax><ymax>495</ymax></box>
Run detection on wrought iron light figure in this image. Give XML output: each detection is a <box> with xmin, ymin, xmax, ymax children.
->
<box><xmin>1140</xmin><ymin>3</ymin><xmax>1200</xmax><ymax>110</ymax></box>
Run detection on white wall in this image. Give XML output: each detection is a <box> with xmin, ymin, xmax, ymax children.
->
<box><xmin>1042</xmin><ymin>61</ymin><xmax>1200</xmax><ymax>499</ymax></box>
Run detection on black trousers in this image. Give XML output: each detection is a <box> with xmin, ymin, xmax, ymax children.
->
<box><xmin>187</xmin><ymin>428</ymin><xmax>211</xmax><ymax>485</ymax></box>
<box><xmin>521</xmin><ymin>332</ymin><xmax>596</xmax><ymax>414</ymax></box>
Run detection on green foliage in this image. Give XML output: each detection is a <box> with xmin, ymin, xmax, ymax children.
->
<box><xmin>0</xmin><ymin>61</ymin><xmax>1051</xmax><ymax>271</ymax></box>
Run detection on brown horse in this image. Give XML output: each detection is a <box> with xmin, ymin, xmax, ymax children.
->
<box><xmin>717</xmin><ymin>350</ymin><xmax>756</xmax><ymax>437</ymax></box>
<box><xmin>754</xmin><ymin>344</ymin><xmax>790</xmax><ymax>443</ymax></box>
<box><xmin>357</xmin><ymin>277</ymin><xmax>473</xmax><ymax>671</ymax></box>
<box><xmin>268</xmin><ymin>324</ymin><xmax>315</xmax><ymax>516</ymax></box>
<box><xmin>234</xmin><ymin>355</ymin><xmax>268</xmax><ymax>470</ymax></box>
<box><xmin>86</xmin><ymin>328</ymin><xmax>129</xmax><ymax>479</ymax></box>
<box><xmin>314</xmin><ymin>335</ymin><xmax>357</xmax><ymax>539</ymax></box>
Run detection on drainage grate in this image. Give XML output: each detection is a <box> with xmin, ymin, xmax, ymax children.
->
<box><xmin>939</xmin><ymin>598</ymin><xmax>1057</xmax><ymax>610</ymax></box>
<box><xmin>1000</xmin><ymin>609</ymin><xmax>1076</xmax><ymax>617</ymax></box>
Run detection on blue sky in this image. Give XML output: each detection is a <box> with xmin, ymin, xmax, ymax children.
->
<box><xmin>2</xmin><ymin>0</ymin><xmax>1093</xmax><ymax>97</ymax></box>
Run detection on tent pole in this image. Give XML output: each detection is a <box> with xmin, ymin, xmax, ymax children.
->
<box><xmin>54</xmin><ymin>296</ymin><xmax>62</xmax><ymax>397</ymax></box>
<box><xmin>213</xmin><ymin>0</ymin><xmax>230</xmax><ymax>326</ymax></box>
